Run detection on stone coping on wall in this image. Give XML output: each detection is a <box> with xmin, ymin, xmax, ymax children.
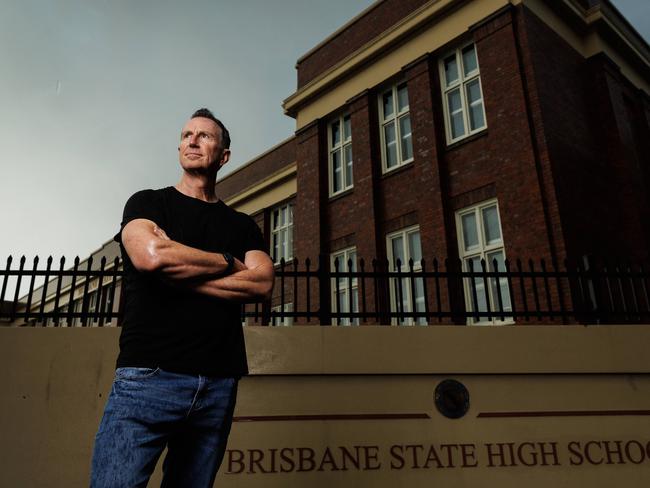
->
<box><xmin>2</xmin><ymin>324</ymin><xmax>649</xmax><ymax>376</ymax></box>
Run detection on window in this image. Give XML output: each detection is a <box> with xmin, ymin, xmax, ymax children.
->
<box><xmin>386</xmin><ymin>226</ymin><xmax>426</xmax><ymax>325</ymax></box>
<box><xmin>379</xmin><ymin>82</ymin><xmax>413</xmax><ymax>172</ymax></box>
<box><xmin>271</xmin><ymin>203</ymin><xmax>293</xmax><ymax>264</ymax></box>
<box><xmin>329</xmin><ymin>114</ymin><xmax>353</xmax><ymax>195</ymax></box>
<box><xmin>331</xmin><ymin>247</ymin><xmax>359</xmax><ymax>326</ymax></box>
<box><xmin>456</xmin><ymin>200</ymin><xmax>511</xmax><ymax>325</ymax></box>
<box><xmin>440</xmin><ymin>43</ymin><xmax>486</xmax><ymax>143</ymax></box>
<box><xmin>271</xmin><ymin>302</ymin><xmax>293</xmax><ymax>327</ymax></box>
<box><xmin>48</xmin><ymin>303</ymin><xmax>69</xmax><ymax>327</ymax></box>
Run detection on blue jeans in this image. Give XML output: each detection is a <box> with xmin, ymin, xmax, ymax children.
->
<box><xmin>90</xmin><ymin>367</ymin><xmax>238</xmax><ymax>488</ymax></box>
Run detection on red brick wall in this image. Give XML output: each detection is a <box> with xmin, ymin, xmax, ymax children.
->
<box><xmin>293</xmin><ymin>122</ymin><xmax>328</xmax><ymax>322</ymax></box>
<box><xmin>297</xmin><ymin>0</ymin><xmax>430</xmax><ymax>88</ymax></box>
<box><xmin>240</xmin><ymin>1</ymin><xmax>650</xmax><ymax>325</ymax></box>
<box><xmin>440</xmin><ymin>8</ymin><xmax>557</xmax><ymax>264</ymax></box>
<box><xmin>520</xmin><ymin>6</ymin><xmax>650</xmax><ymax>262</ymax></box>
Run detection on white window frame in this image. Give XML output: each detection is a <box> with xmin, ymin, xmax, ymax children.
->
<box><xmin>455</xmin><ymin>199</ymin><xmax>512</xmax><ymax>325</ymax></box>
<box><xmin>270</xmin><ymin>203</ymin><xmax>293</xmax><ymax>264</ymax></box>
<box><xmin>330</xmin><ymin>247</ymin><xmax>359</xmax><ymax>326</ymax></box>
<box><xmin>439</xmin><ymin>43</ymin><xmax>487</xmax><ymax>144</ymax></box>
<box><xmin>271</xmin><ymin>302</ymin><xmax>293</xmax><ymax>327</ymax></box>
<box><xmin>328</xmin><ymin>114</ymin><xmax>353</xmax><ymax>196</ymax></box>
<box><xmin>378</xmin><ymin>81</ymin><xmax>413</xmax><ymax>173</ymax></box>
<box><xmin>386</xmin><ymin>226</ymin><xmax>427</xmax><ymax>326</ymax></box>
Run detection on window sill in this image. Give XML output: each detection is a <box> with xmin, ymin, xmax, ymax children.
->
<box><xmin>445</xmin><ymin>129</ymin><xmax>488</xmax><ymax>151</ymax></box>
<box><xmin>272</xmin><ymin>259</ymin><xmax>296</xmax><ymax>270</ymax></box>
<box><xmin>381</xmin><ymin>160</ymin><xmax>415</xmax><ymax>179</ymax></box>
<box><xmin>329</xmin><ymin>187</ymin><xmax>354</xmax><ymax>202</ymax></box>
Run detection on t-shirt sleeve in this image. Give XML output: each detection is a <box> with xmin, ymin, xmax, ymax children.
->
<box><xmin>243</xmin><ymin>217</ymin><xmax>268</xmax><ymax>254</ymax></box>
<box><xmin>113</xmin><ymin>190</ymin><xmax>165</xmax><ymax>243</ymax></box>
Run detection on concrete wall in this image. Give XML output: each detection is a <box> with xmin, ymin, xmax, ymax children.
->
<box><xmin>2</xmin><ymin>325</ymin><xmax>650</xmax><ymax>487</ymax></box>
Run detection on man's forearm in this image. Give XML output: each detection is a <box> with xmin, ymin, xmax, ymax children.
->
<box><xmin>188</xmin><ymin>266</ymin><xmax>274</xmax><ymax>302</ymax></box>
<box><xmin>122</xmin><ymin>219</ymin><xmax>245</xmax><ymax>280</ymax></box>
<box><xmin>149</xmin><ymin>239</ymin><xmax>245</xmax><ymax>280</ymax></box>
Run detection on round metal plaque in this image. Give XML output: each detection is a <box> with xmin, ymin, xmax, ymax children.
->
<box><xmin>434</xmin><ymin>379</ymin><xmax>470</xmax><ymax>419</ymax></box>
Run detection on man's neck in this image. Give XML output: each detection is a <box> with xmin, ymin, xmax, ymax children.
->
<box><xmin>175</xmin><ymin>174</ymin><xmax>219</xmax><ymax>203</ymax></box>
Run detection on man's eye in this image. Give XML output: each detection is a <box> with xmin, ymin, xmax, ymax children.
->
<box><xmin>200</xmin><ymin>133</ymin><xmax>211</xmax><ymax>140</ymax></box>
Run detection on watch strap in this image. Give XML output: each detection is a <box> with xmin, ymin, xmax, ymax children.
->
<box><xmin>222</xmin><ymin>252</ymin><xmax>235</xmax><ymax>275</ymax></box>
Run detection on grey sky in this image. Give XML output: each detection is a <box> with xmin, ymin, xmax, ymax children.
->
<box><xmin>0</xmin><ymin>0</ymin><xmax>648</xmax><ymax>268</ymax></box>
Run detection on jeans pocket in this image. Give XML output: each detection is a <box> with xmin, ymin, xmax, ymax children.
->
<box><xmin>115</xmin><ymin>367</ymin><xmax>161</xmax><ymax>380</ymax></box>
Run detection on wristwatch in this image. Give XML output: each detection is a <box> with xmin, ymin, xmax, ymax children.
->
<box><xmin>222</xmin><ymin>252</ymin><xmax>235</xmax><ymax>275</ymax></box>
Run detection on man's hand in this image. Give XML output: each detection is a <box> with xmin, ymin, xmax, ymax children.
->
<box><xmin>189</xmin><ymin>250</ymin><xmax>274</xmax><ymax>302</ymax></box>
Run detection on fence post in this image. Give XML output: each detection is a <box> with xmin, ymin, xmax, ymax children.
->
<box><xmin>317</xmin><ymin>254</ymin><xmax>331</xmax><ymax>326</ymax></box>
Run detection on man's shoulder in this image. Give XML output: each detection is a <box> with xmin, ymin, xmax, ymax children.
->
<box><xmin>125</xmin><ymin>187</ymin><xmax>170</xmax><ymax>206</ymax></box>
<box><xmin>128</xmin><ymin>187</ymin><xmax>169</xmax><ymax>199</ymax></box>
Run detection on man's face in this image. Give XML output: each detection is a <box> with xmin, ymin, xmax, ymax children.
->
<box><xmin>178</xmin><ymin>117</ymin><xmax>229</xmax><ymax>172</ymax></box>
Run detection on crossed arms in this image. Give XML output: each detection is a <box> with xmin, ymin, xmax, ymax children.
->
<box><xmin>121</xmin><ymin>218</ymin><xmax>274</xmax><ymax>302</ymax></box>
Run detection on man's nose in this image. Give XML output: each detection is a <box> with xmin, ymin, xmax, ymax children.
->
<box><xmin>189</xmin><ymin>134</ymin><xmax>200</xmax><ymax>146</ymax></box>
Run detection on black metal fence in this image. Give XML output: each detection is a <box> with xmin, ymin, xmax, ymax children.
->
<box><xmin>245</xmin><ymin>256</ymin><xmax>650</xmax><ymax>326</ymax></box>
<box><xmin>0</xmin><ymin>256</ymin><xmax>121</xmax><ymax>327</ymax></box>
<box><xmin>1</xmin><ymin>255</ymin><xmax>649</xmax><ymax>327</ymax></box>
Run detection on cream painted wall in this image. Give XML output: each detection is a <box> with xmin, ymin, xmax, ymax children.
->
<box><xmin>1</xmin><ymin>326</ymin><xmax>650</xmax><ymax>487</ymax></box>
<box><xmin>225</xmin><ymin>165</ymin><xmax>297</xmax><ymax>215</ymax></box>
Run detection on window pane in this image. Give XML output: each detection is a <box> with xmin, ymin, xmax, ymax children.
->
<box><xmin>338</xmin><ymin>288</ymin><xmax>347</xmax><ymax>310</ymax></box>
<box><xmin>399</xmin><ymin>277</ymin><xmax>410</xmax><ymax>311</ymax></box>
<box><xmin>462</xmin><ymin>44</ymin><xmax>478</xmax><ymax>76</ymax></box>
<box><xmin>382</xmin><ymin>90</ymin><xmax>394</xmax><ymax>119</ymax></box>
<box><xmin>338</xmin><ymin>260</ymin><xmax>350</xmax><ymax>288</ymax></box>
<box><xmin>287</xmin><ymin>224</ymin><xmax>293</xmax><ymax>259</ymax></box>
<box><xmin>444</xmin><ymin>55</ymin><xmax>458</xmax><ymax>86</ymax></box>
<box><xmin>352</xmin><ymin>291</ymin><xmax>359</xmax><ymax>325</ymax></box>
<box><xmin>399</xmin><ymin>115</ymin><xmax>413</xmax><ymax>161</ymax></box>
<box><xmin>487</xmin><ymin>250</ymin><xmax>512</xmax><ymax>314</ymax></box>
<box><xmin>397</xmin><ymin>84</ymin><xmax>409</xmax><ymax>112</ymax></box>
<box><xmin>272</xmin><ymin>234</ymin><xmax>279</xmax><ymax>261</ymax></box>
<box><xmin>408</xmin><ymin>231</ymin><xmax>422</xmax><ymax>265</ymax></box>
<box><xmin>331</xmin><ymin>120</ymin><xmax>340</xmax><ymax>147</ymax></box>
<box><xmin>384</xmin><ymin>122</ymin><xmax>397</xmax><ymax>168</ymax></box>
<box><xmin>332</xmin><ymin>150</ymin><xmax>342</xmax><ymax>193</ymax></box>
<box><xmin>466</xmin><ymin>256</ymin><xmax>487</xmax><ymax>313</ymax></box>
<box><xmin>343</xmin><ymin>115</ymin><xmax>351</xmax><ymax>141</ymax></box>
<box><xmin>461</xmin><ymin>212</ymin><xmax>479</xmax><ymax>251</ymax></box>
<box><xmin>447</xmin><ymin>89</ymin><xmax>465</xmax><ymax>139</ymax></box>
<box><xmin>486</xmin><ymin>250</ymin><xmax>505</xmax><ymax>272</ymax></box>
<box><xmin>466</xmin><ymin>80</ymin><xmax>485</xmax><ymax>130</ymax></box>
<box><xmin>414</xmin><ymin>278</ymin><xmax>427</xmax><ymax>325</ymax></box>
<box><xmin>280</xmin><ymin>228</ymin><xmax>287</xmax><ymax>260</ymax></box>
<box><xmin>391</xmin><ymin>236</ymin><xmax>405</xmax><ymax>269</ymax></box>
<box><xmin>272</xmin><ymin>209</ymin><xmax>279</xmax><ymax>229</ymax></box>
<box><xmin>288</xmin><ymin>204</ymin><xmax>293</xmax><ymax>223</ymax></box>
<box><xmin>348</xmin><ymin>250</ymin><xmax>357</xmax><ymax>273</ymax></box>
<box><xmin>394</xmin><ymin>276</ymin><xmax>409</xmax><ymax>306</ymax></box>
<box><xmin>344</xmin><ymin>144</ymin><xmax>353</xmax><ymax>187</ymax></box>
<box><xmin>482</xmin><ymin>205</ymin><xmax>501</xmax><ymax>245</ymax></box>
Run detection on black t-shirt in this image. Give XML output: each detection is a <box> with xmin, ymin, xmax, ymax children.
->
<box><xmin>114</xmin><ymin>186</ymin><xmax>267</xmax><ymax>377</ymax></box>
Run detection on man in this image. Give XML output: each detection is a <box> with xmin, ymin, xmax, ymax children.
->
<box><xmin>90</xmin><ymin>108</ymin><xmax>274</xmax><ymax>487</ymax></box>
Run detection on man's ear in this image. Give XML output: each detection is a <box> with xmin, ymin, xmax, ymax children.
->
<box><xmin>219</xmin><ymin>149</ymin><xmax>231</xmax><ymax>168</ymax></box>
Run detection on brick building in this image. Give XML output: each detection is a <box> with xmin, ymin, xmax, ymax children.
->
<box><xmin>218</xmin><ymin>0</ymin><xmax>650</xmax><ymax>326</ymax></box>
